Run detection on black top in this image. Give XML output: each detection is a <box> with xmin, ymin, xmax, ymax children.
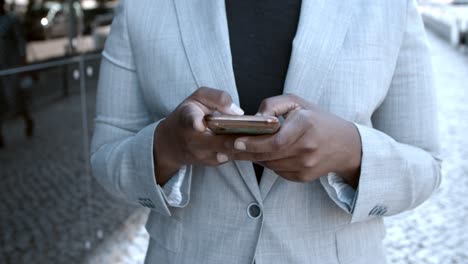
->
<box><xmin>225</xmin><ymin>0</ymin><xmax>302</xmax><ymax>182</ymax></box>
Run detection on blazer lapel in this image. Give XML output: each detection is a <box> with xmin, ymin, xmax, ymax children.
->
<box><xmin>174</xmin><ymin>0</ymin><xmax>262</xmax><ymax>204</ymax></box>
<box><xmin>260</xmin><ymin>0</ymin><xmax>355</xmax><ymax>199</ymax></box>
<box><xmin>175</xmin><ymin>0</ymin><xmax>354</xmax><ymax>202</ymax></box>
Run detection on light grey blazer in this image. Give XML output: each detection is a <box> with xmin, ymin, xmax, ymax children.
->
<box><xmin>90</xmin><ymin>0</ymin><xmax>442</xmax><ymax>263</ymax></box>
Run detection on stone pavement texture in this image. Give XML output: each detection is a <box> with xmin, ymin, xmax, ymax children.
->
<box><xmin>382</xmin><ymin>31</ymin><xmax>468</xmax><ymax>263</ymax></box>
<box><xmin>0</xmin><ymin>72</ymin><xmax>136</xmax><ymax>263</ymax></box>
<box><xmin>86</xmin><ymin>31</ymin><xmax>468</xmax><ymax>263</ymax></box>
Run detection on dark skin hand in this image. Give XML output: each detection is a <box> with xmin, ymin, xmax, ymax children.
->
<box><xmin>226</xmin><ymin>94</ymin><xmax>362</xmax><ymax>188</ymax></box>
<box><xmin>153</xmin><ymin>87</ymin><xmax>243</xmax><ymax>185</ymax></box>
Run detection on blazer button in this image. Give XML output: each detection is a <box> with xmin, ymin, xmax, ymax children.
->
<box><xmin>247</xmin><ymin>203</ymin><xmax>262</xmax><ymax>219</ymax></box>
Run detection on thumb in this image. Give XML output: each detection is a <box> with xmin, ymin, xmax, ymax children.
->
<box><xmin>257</xmin><ymin>95</ymin><xmax>303</xmax><ymax>117</ymax></box>
<box><xmin>180</xmin><ymin>103</ymin><xmax>208</xmax><ymax>132</ymax></box>
<box><xmin>190</xmin><ymin>87</ymin><xmax>244</xmax><ymax>115</ymax></box>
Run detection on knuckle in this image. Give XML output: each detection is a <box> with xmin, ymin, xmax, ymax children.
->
<box><xmin>192</xmin><ymin>86</ymin><xmax>214</xmax><ymax>99</ymax></box>
<box><xmin>302</xmin><ymin>157</ymin><xmax>317</xmax><ymax>168</ymax></box>
<box><xmin>259</xmin><ymin>98</ymin><xmax>273</xmax><ymax>111</ymax></box>
<box><xmin>305</xmin><ymin>118</ymin><xmax>315</xmax><ymax>129</ymax></box>
<box><xmin>286</xmin><ymin>93</ymin><xmax>308</xmax><ymax>106</ymax></box>
<box><xmin>196</xmin><ymin>86</ymin><xmax>209</xmax><ymax>94</ymax></box>
<box><xmin>216</xmin><ymin>91</ymin><xmax>232</xmax><ymax>106</ymax></box>
<box><xmin>298</xmin><ymin>111</ymin><xmax>314</xmax><ymax>127</ymax></box>
<box><xmin>178</xmin><ymin>102</ymin><xmax>192</xmax><ymax>114</ymax></box>
<box><xmin>191</xmin><ymin>87</ymin><xmax>203</xmax><ymax>98</ymax></box>
<box><xmin>303</xmin><ymin>140</ymin><xmax>318</xmax><ymax>151</ymax></box>
<box><xmin>297</xmin><ymin>109</ymin><xmax>310</xmax><ymax>120</ymax></box>
<box><xmin>179</xmin><ymin>102</ymin><xmax>206</xmax><ymax>131</ymax></box>
<box><xmin>286</xmin><ymin>93</ymin><xmax>299</xmax><ymax>101</ymax></box>
<box><xmin>178</xmin><ymin>104</ymin><xmax>195</xmax><ymax>123</ymax></box>
<box><xmin>272</xmin><ymin>134</ymin><xmax>288</xmax><ymax>150</ymax></box>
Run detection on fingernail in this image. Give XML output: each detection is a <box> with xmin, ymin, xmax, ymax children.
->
<box><xmin>255</xmin><ymin>112</ymin><xmax>263</xmax><ymax>116</ymax></box>
<box><xmin>230</xmin><ymin>103</ymin><xmax>244</xmax><ymax>115</ymax></box>
<box><xmin>217</xmin><ymin>153</ymin><xmax>229</xmax><ymax>163</ymax></box>
<box><xmin>234</xmin><ymin>140</ymin><xmax>246</xmax><ymax>151</ymax></box>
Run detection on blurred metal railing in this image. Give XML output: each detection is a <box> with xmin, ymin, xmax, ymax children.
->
<box><xmin>0</xmin><ymin>52</ymin><xmax>100</xmax><ymax>251</ymax></box>
<box><xmin>0</xmin><ymin>53</ymin><xmax>100</xmax><ymax>174</ymax></box>
<box><xmin>0</xmin><ymin>53</ymin><xmax>101</xmax><ymax>77</ymax></box>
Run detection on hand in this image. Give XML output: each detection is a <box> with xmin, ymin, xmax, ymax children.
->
<box><xmin>229</xmin><ymin>94</ymin><xmax>362</xmax><ymax>188</ymax></box>
<box><xmin>153</xmin><ymin>87</ymin><xmax>244</xmax><ymax>185</ymax></box>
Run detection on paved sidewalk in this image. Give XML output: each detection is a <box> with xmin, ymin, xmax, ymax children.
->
<box><xmin>0</xmin><ymin>89</ymin><xmax>135</xmax><ymax>264</ymax></box>
<box><xmin>383</xmin><ymin>31</ymin><xmax>468</xmax><ymax>263</ymax></box>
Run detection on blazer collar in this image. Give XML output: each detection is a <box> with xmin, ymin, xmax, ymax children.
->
<box><xmin>174</xmin><ymin>0</ymin><xmax>354</xmax><ymax>202</ymax></box>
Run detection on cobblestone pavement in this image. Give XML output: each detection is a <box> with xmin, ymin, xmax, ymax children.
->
<box><xmin>0</xmin><ymin>85</ymin><xmax>136</xmax><ymax>263</ymax></box>
<box><xmin>86</xmin><ymin>31</ymin><xmax>468</xmax><ymax>264</ymax></box>
<box><xmin>383</xmin><ymin>32</ymin><xmax>468</xmax><ymax>263</ymax></box>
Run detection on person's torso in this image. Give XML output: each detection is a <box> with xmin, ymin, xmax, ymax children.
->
<box><xmin>108</xmin><ymin>0</ymin><xmax>406</xmax><ymax>262</ymax></box>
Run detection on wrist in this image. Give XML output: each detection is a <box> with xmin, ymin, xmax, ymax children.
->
<box><xmin>338</xmin><ymin>121</ymin><xmax>362</xmax><ymax>188</ymax></box>
<box><xmin>153</xmin><ymin>119</ymin><xmax>184</xmax><ymax>185</ymax></box>
<box><xmin>338</xmin><ymin>166</ymin><xmax>360</xmax><ymax>189</ymax></box>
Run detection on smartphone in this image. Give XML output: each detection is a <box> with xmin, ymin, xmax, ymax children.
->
<box><xmin>204</xmin><ymin>114</ymin><xmax>280</xmax><ymax>135</ymax></box>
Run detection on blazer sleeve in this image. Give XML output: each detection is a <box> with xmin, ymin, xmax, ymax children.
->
<box><xmin>323</xmin><ymin>0</ymin><xmax>442</xmax><ymax>223</ymax></box>
<box><xmin>90</xmin><ymin>0</ymin><xmax>192</xmax><ymax>217</ymax></box>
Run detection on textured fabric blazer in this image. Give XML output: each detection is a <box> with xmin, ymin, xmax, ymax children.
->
<box><xmin>90</xmin><ymin>0</ymin><xmax>442</xmax><ymax>263</ymax></box>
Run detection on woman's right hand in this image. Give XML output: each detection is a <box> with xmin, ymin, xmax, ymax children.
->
<box><xmin>153</xmin><ymin>87</ymin><xmax>244</xmax><ymax>185</ymax></box>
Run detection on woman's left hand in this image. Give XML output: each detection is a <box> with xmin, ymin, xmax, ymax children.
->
<box><xmin>229</xmin><ymin>94</ymin><xmax>362</xmax><ymax>188</ymax></box>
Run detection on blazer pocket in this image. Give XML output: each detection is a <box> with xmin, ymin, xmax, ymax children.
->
<box><xmin>145</xmin><ymin>211</ymin><xmax>183</xmax><ymax>253</ymax></box>
<box><xmin>335</xmin><ymin>219</ymin><xmax>386</xmax><ymax>264</ymax></box>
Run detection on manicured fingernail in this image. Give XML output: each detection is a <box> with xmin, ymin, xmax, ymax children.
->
<box><xmin>234</xmin><ymin>140</ymin><xmax>246</xmax><ymax>151</ymax></box>
<box><xmin>217</xmin><ymin>153</ymin><xmax>229</xmax><ymax>163</ymax></box>
<box><xmin>230</xmin><ymin>103</ymin><xmax>244</xmax><ymax>115</ymax></box>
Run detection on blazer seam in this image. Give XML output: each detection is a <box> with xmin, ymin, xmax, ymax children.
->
<box><xmin>102</xmin><ymin>51</ymin><xmax>136</xmax><ymax>72</ymax></box>
<box><xmin>172</xmin><ymin>0</ymin><xmax>201</xmax><ymax>88</ymax></box>
<box><xmin>123</xmin><ymin>0</ymin><xmax>136</xmax><ymax>71</ymax></box>
<box><xmin>123</xmin><ymin>0</ymin><xmax>156</xmax><ymax>118</ymax></box>
<box><xmin>370</xmin><ymin>0</ymin><xmax>409</xmax><ymax>115</ymax></box>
